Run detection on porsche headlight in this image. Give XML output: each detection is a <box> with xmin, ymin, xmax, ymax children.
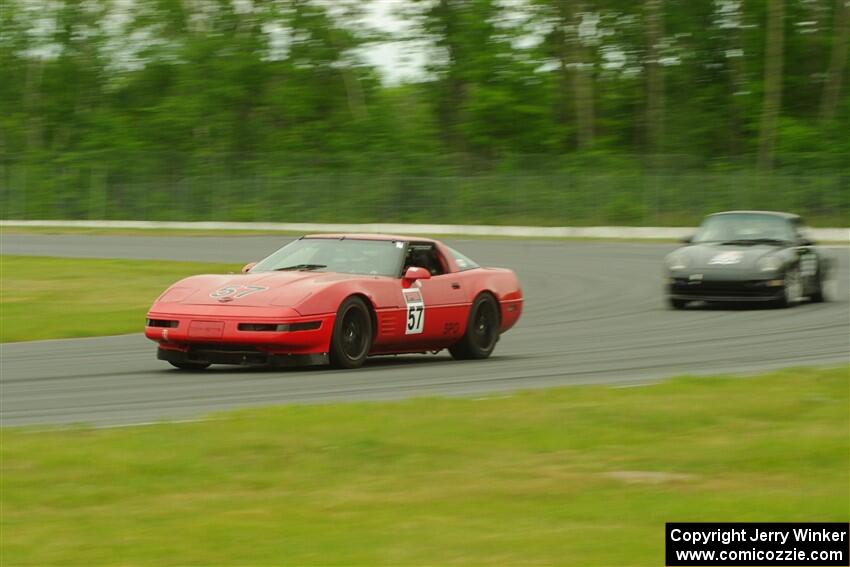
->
<box><xmin>666</xmin><ymin>251</ymin><xmax>689</xmax><ymax>271</ymax></box>
<box><xmin>757</xmin><ymin>256</ymin><xmax>782</xmax><ymax>272</ymax></box>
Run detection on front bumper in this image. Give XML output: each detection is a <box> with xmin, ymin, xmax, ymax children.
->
<box><xmin>145</xmin><ymin>305</ymin><xmax>335</xmax><ymax>363</ymax></box>
<box><xmin>667</xmin><ymin>277</ymin><xmax>784</xmax><ymax>302</ymax></box>
<box><xmin>157</xmin><ymin>346</ymin><xmax>328</xmax><ymax>367</ymax></box>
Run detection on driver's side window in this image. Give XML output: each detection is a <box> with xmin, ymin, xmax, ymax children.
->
<box><xmin>403</xmin><ymin>244</ymin><xmax>447</xmax><ymax>276</ymax></box>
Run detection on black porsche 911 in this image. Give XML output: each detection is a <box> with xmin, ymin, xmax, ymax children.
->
<box><xmin>665</xmin><ymin>211</ymin><xmax>834</xmax><ymax>309</ymax></box>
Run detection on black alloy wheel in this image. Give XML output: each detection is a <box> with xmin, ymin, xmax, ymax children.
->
<box><xmin>449</xmin><ymin>293</ymin><xmax>500</xmax><ymax>360</ymax></box>
<box><xmin>330</xmin><ymin>296</ymin><xmax>373</xmax><ymax>369</ymax></box>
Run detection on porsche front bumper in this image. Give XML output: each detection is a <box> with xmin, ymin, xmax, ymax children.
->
<box><xmin>667</xmin><ymin>277</ymin><xmax>785</xmax><ymax>302</ymax></box>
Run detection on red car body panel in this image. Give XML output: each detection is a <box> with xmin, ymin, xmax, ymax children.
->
<box><xmin>145</xmin><ymin>234</ymin><xmax>522</xmax><ymax>363</ymax></box>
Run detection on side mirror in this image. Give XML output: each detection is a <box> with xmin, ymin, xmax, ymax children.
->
<box><xmin>681</xmin><ymin>235</ymin><xmax>693</xmax><ymax>244</ymax></box>
<box><xmin>241</xmin><ymin>262</ymin><xmax>257</xmax><ymax>273</ymax></box>
<box><xmin>403</xmin><ymin>266</ymin><xmax>431</xmax><ymax>282</ymax></box>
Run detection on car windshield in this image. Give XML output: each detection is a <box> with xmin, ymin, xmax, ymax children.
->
<box><xmin>446</xmin><ymin>246</ymin><xmax>480</xmax><ymax>271</ymax></box>
<box><xmin>692</xmin><ymin>214</ymin><xmax>795</xmax><ymax>244</ymax></box>
<box><xmin>250</xmin><ymin>238</ymin><xmax>405</xmax><ymax>277</ymax></box>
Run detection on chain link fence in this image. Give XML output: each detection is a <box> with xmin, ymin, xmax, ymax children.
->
<box><xmin>1</xmin><ymin>154</ymin><xmax>847</xmax><ymax>226</ymax></box>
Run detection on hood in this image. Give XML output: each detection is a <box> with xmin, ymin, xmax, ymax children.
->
<box><xmin>155</xmin><ymin>270</ymin><xmax>362</xmax><ymax>308</ymax></box>
<box><xmin>674</xmin><ymin>242</ymin><xmax>785</xmax><ymax>271</ymax></box>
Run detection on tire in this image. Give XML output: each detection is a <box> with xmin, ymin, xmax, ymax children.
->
<box><xmin>774</xmin><ymin>266</ymin><xmax>802</xmax><ymax>308</ymax></box>
<box><xmin>450</xmin><ymin>293</ymin><xmax>500</xmax><ymax>360</ymax></box>
<box><xmin>810</xmin><ymin>271</ymin><xmax>831</xmax><ymax>303</ymax></box>
<box><xmin>329</xmin><ymin>296</ymin><xmax>373</xmax><ymax>369</ymax></box>
<box><xmin>169</xmin><ymin>361</ymin><xmax>210</xmax><ymax>370</ymax></box>
<box><xmin>668</xmin><ymin>297</ymin><xmax>688</xmax><ymax>310</ymax></box>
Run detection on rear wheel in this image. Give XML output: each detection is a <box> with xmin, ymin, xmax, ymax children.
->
<box><xmin>168</xmin><ymin>361</ymin><xmax>210</xmax><ymax>371</ymax></box>
<box><xmin>450</xmin><ymin>293</ymin><xmax>500</xmax><ymax>360</ymax></box>
<box><xmin>329</xmin><ymin>296</ymin><xmax>373</xmax><ymax>369</ymax></box>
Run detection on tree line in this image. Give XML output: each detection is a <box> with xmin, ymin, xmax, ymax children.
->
<box><xmin>0</xmin><ymin>0</ymin><xmax>848</xmax><ymax>224</ymax></box>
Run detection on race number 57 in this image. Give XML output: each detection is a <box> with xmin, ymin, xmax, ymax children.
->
<box><xmin>403</xmin><ymin>288</ymin><xmax>425</xmax><ymax>335</ymax></box>
<box><xmin>407</xmin><ymin>305</ymin><xmax>423</xmax><ymax>333</ymax></box>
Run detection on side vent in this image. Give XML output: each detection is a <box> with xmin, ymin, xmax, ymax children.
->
<box><xmin>378</xmin><ymin>313</ymin><xmax>396</xmax><ymax>336</ymax></box>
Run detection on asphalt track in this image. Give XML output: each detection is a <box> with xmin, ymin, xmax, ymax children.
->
<box><xmin>2</xmin><ymin>234</ymin><xmax>848</xmax><ymax>427</ymax></box>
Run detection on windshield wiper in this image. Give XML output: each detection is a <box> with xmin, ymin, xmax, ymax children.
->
<box><xmin>273</xmin><ymin>264</ymin><xmax>327</xmax><ymax>271</ymax></box>
<box><xmin>721</xmin><ymin>238</ymin><xmax>788</xmax><ymax>245</ymax></box>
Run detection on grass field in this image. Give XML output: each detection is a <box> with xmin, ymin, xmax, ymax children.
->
<box><xmin>2</xmin><ymin>367</ymin><xmax>847</xmax><ymax>566</ymax></box>
<box><xmin>0</xmin><ymin>256</ymin><xmax>236</xmax><ymax>342</ymax></box>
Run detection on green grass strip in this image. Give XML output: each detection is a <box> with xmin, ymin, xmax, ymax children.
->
<box><xmin>0</xmin><ymin>256</ymin><xmax>236</xmax><ymax>342</ymax></box>
<box><xmin>2</xmin><ymin>367</ymin><xmax>847</xmax><ymax>565</ymax></box>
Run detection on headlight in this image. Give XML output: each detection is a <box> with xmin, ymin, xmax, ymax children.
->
<box><xmin>666</xmin><ymin>252</ymin><xmax>689</xmax><ymax>271</ymax></box>
<box><xmin>157</xmin><ymin>287</ymin><xmax>195</xmax><ymax>303</ymax></box>
<box><xmin>757</xmin><ymin>256</ymin><xmax>782</xmax><ymax>272</ymax></box>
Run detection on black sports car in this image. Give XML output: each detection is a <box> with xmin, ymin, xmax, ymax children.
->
<box><xmin>665</xmin><ymin>211</ymin><xmax>834</xmax><ymax>309</ymax></box>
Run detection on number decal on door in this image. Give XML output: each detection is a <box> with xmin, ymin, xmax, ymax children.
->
<box><xmin>403</xmin><ymin>288</ymin><xmax>425</xmax><ymax>335</ymax></box>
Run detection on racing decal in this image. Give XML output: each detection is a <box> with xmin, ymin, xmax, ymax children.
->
<box><xmin>403</xmin><ymin>288</ymin><xmax>425</xmax><ymax>335</ymax></box>
<box><xmin>443</xmin><ymin>321</ymin><xmax>460</xmax><ymax>336</ymax></box>
<box><xmin>210</xmin><ymin>285</ymin><xmax>268</xmax><ymax>301</ymax></box>
<box><xmin>708</xmin><ymin>251</ymin><xmax>743</xmax><ymax>265</ymax></box>
<box><xmin>800</xmin><ymin>254</ymin><xmax>817</xmax><ymax>277</ymax></box>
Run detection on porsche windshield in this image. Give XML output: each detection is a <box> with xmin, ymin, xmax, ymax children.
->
<box><xmin>250</xmin><ymin>238</ymin><xmax>405</xmax><ymax>277</ymax></box>
<box><xmin>693</xmin><ymin>214</ymin><xmax>795</xmax><ymax>244</ymax></box>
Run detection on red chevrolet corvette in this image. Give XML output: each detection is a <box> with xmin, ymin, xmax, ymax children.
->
<box><xmin>145</xmin><ymin>234</ymin><xmax>523</xmax><ymax>370</ymax></box>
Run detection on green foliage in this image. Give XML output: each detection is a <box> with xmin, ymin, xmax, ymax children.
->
<box><xmin>0</xmin><ymin>0</ymin><xmax>848</xmax><ymax>225</ymax></box>
<box><xmin>605</xmin><ymin>194</ymin><xmax>648</xmax><ymax>224</ymax></box>
<box><xmin>2</xmin><ymin>367</ymin><xmax>847</xmax><ymax>565</ymax></box>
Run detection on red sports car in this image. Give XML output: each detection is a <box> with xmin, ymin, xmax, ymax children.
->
<box><xmin>145</xmin><ymin>234</ymin><xmax>523</xmax><ymax>370</ymax></box>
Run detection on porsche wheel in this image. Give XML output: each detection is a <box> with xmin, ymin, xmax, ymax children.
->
<box><xmin>775</xmin><ymin>266</ymin><xmax>802</xmax><ymax>308</ymax></box>
<box><xmin>169</xmin><ymin>361</ymin><xmax>210</xmax><ymax>371</ymax></box>
<box><xmin>330</xmin><ymin>296</ymin><xmax>372</xmax><ymax>369</ymax></box>
<box><xmin>810</xmin><ymin>271</ymin><xmax>832</xmax><ymax>303</ymax></box>
<box><xmin>450</xmin><ymin>293</ymin><xmax>499</xmax><ymax>360</ymax></box>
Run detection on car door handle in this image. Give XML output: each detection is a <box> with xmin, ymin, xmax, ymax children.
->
<box><xmin>451</xmin><ymin>282</ymin><xmax>461</xmax><ymax>289</ymax></box>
